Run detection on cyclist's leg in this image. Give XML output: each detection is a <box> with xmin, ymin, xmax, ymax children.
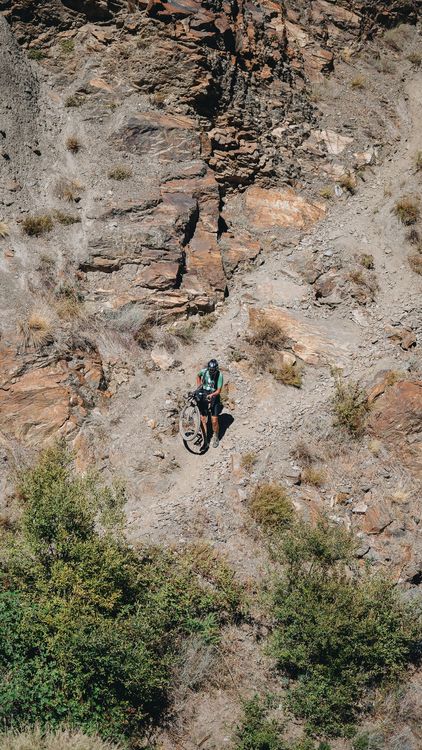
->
<box><xmin>197</xmin><ymin>397</ymin><xmax>209</xmax><ymax>441</ymax></box>
<box><xmin>210</xmin><ymin>396</ymin><xmax>220</xmax><ymax>439</ymax></box>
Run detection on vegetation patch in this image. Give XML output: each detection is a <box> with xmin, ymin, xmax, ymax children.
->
<box><xmin>0</xmin><ymin>220</ymin><xmax>9</xmax><ymax>238</ymax></box>
<box><xmin>332</xmin><ymin>372</ymin><xmax>369</xmax><ymax>437</ymax></box>
<box><xmin>241</xmin><ymin>452</ymin><xmax>257</xmax><ymax>472</ymax></box>
<box><xmin>407</xmin><ymin>51</ymin><xmax>422</xmax><ymax>66</ymax></box>
<box><xmin>271</xmin><ymin>363</ymin><xmax>302</xmax><ymax>388</ymax></box>
<box><xmin>172</xmin><ymin>322</ymin><xmax>197</xmax><ymax>344</ymax></box>
<box><xmin>22</xmin><ymin>215</ymin><xmax>53</xmax><ymax>237</ymax></box>
<box><xmin>55</xmin><ymin>178</ymin><xmax>84</xmax><ymax>203</ymax></box>
<box><xmin>359</xmin><ymin>253</ymin><xmax>374</xmax><ymax>269</ymax></box>
<box><xmin>351</xmin><ymin>75</ymin><xmax>366</xmax><ymax>89</ymax></box>
<box><xmin>393</xmin><ymin>196</ymin><xmax>420</xmax><ymax>225</ymax></box>
<box><xmin>54</xmin><ymin>210</ymin><xmax>80</xmax><ymax>226</ymax></box>
<box><xmin>339</xmin><ymin>173</ymin><xmax>356</xmax><ymax>194</ymax></box>
<box><xmin>65</xmin><ymin>94</ymin><xmax>85</xmax><ymax>108</ymax></box>
<box><xmin>249</xmin><ymin>483</ymin><xmax>294</xmax><ymax>531</ymax></box>
<box><xmin>66</xmin><ymin>136</ymin><xmax>81</xmax><ymax>153</ymax></box>
<box><xmin>234</xmin><ymin>695</ymin><xmax>330</xmax><ymax>750</ymax></box>
<box><xmin>270</xmin><ymin>519</ymin><xmax>420</xmax><ymax>736</ymax></box>
<box><xmin>0</xmin><ymin>447</ymin><xmax>242</xmax><ymax>744</ymax></box>
<box><xmin>409</xmin><ymin>253</ymin><xmax>422</xmax><ymax>275</ymax></box>
<box><xmin>319</xmin><ymin>186</ymin><xmax>333</xmax><ymax>200</ymax></box>
<box><xmin>301</xmin><ymin>467</ymin><xmax>325</xmax><ymax>487</ymax></box>
<box><xmin>108</xmin><ymin>165</ymin><xmax>132</xmax><ymax>181</ymax></box>
<box><xmin>0</xmin><ymin>727</ymin><xmax>121</xmax><ymax>750</ymax></box>
<box><xmin>60</xmin><ymin>38</ymin><xmax>75</xmax><ymax>54</ymax></box>
<box><xmin>18</xmin><ymin>311</ymin><xmax>54</xmax><ymax>350</ymax></box>
<box><xmin>28</xmin><ymin>49</ymin><xmax>46</xmax><ymax>60</ymax></box>
<box><xmin>248</xmin><ymin>318</ymin><xmax>287</xmax><ymax>351</ymax></box>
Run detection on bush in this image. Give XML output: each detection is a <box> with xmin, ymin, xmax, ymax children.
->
<box><xmin>233</xmin><ymin>696</ymin><xmax>283</xmax><ymax>750</ymax></box>
<box><xmin>270</xmin><ymin>520</ymin><xmax>421</xmax><ymax>736</ymax></box>
<box><xmin>233</xmin><ymin>696</ymin><xmax>331</xmax><ymax>750</ymax></box>
<box><xmin>0</xmin><ymin>726</ymin><xmax>121</xmax><ymax>750</ymax></box>
<box><xmin>407</xmin><ymin>52</ymin><xmax>422</xmax><ymax>66</ymax></box>
<box><xmin>28</xmin><ymin>49</ymin><xmax>46</xmax><ymax>60</ymax></box>
<box><xmin>339</xmin><ymin>173</ymin><xmax>356</xmax><ymax>194</ymax></box>
<box><xmin>393</xmin><ymin>196</ymin><xmax>420</xmax><ymax>225</ymax></box>
<box><xmin>319</xmin><ymin>186</ymin><xmax>333</xmax><ymax>200</ymax></box>
<box><xmin>0</xmin><ymin>447</ymin><xmax>242</xmax><ymax>743</ymax></box>
<box><xmin>55</xmin><ymin>178</ymin><xmax>84</xmax><ymax>203</ymax></box>
<box><xmin>0</xmin><ymin>220</ymin><xmax>9</xmax><ymax>238</ymax></box>
<box><xmin>108</xmin><ymin>165</ymin><xmax>132</xmax><ymax>181</ymax></box>
<box><xmin>271</xmin><ymin>363</ymin><xmax>302</xmax><ymax>388</ymax></box>
<box><xmin>332</xmin><ymin>373</ymin><xmax>368</xmax><ymax>436</ymax></box>
<box><xmin>249</xmin><ymin>483</ymin><xmax>294</xmax><ymax>531</ymax></box>
<box><xmin>60</xmin><ymin>39</ymin><xmax>75</xmax><ymax>54</ymax></box>
<box><xmin>22</xmin><ymin>215</ymin><xmax>53</xmax><ymax>236</ymax></box>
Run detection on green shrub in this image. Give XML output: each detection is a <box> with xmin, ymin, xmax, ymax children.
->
<box><xmin>270</xmin><ymin>520</ymin><xmax>421</xmax><ymax>736</ymax></box>
<box><xmin>234</xmin><ymin>695</ymin><xmax>283</xmax><ymax>750</ymax></box>
<box><xmin>359</xmin><ymin>253</ymin><xmax>374</xmax><ymax>269</ymax></box>
<box><xmin>28</xmin><ymin>49</ymin><xmax>46</xmax><ymax>60</ymax></box>
<box><xmin>250</xmin><ymin>483</ymin><xmax>294</xmax><ymax>531</ymax></box>
<box><xmin>332</xmin><ymin>373</ymin><xmax>368</xmax><ymax>436</ymax></box>
<box><xmin>233</xmin><ymin>696</ymin><xmax>331</xmax><ymax>750</ymax></box>
<box><xmin>0</xmin><ymin>446</ymin><xmax>242</xmax><ymax>743</ymax></box>
<box><xmin>60</xmin><ymin>39</ymin><xmax>75</xmax><ymax>54</ymax></box>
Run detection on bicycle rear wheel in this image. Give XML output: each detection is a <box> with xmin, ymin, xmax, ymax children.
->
<box><xmin>179</xmin><ymin>402</ymin><xmax>201</xmax><ymax>442</ymax></box>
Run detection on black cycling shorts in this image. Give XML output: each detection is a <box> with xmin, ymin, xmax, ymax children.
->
<box><xmin>198</xmin><ymin>394</ymin><xmax>221</xmax><ymax>417</ymax></box>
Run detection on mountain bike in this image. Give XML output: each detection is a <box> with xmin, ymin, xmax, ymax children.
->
<box><xmin>179</xmin><ymin>389</ymin><xmax>207</xmax><ymax>448</ymax></box>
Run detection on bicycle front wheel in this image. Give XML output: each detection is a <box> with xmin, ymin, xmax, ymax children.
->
<box><xmin>179</xmin><ymin>403</ymin><xmax>201</xmax><ymax>442</ymax></box>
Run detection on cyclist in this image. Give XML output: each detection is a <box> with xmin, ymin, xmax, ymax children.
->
<box><xmin>196</xmin><ymin>358</ymin><xmax>223</xmax><ymax>447</ymax></box>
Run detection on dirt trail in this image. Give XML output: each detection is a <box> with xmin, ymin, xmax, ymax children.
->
<box><xmin>103</xmin><ymin>66</ymin><xmax>422</xmax><ymax>576</ymax></box>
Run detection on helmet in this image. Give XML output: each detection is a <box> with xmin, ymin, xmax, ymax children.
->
<box><xmin>207</xmin><ymin>358</ymin><xmax>218</xmax><ymax>372</ymax></box>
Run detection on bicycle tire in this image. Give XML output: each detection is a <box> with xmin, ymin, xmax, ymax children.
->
<box><xmin>179</xmin><ymin>402</ymin><xmax>201</xmax><ymax>443</ymax></box>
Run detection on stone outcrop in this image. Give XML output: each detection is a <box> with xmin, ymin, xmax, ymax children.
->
<box><xmin>367</xmin><ymin>379</ymin><xmax>422</xmax><ymax>478</ymax></box>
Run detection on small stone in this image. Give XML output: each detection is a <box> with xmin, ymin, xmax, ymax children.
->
<box><xmin>352</xmin><ymin>502</ymin><xmax>368</xmax><ymax>514</ymax></box>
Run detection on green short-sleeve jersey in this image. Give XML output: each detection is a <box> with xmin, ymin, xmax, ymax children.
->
<box><xmin>198</xmin><ymin>368</ymin><xmax>223</xmax><ymax>392</ymax></box>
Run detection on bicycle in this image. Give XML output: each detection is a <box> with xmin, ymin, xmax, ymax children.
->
<box><xmin>179</xmin><ymin>388</ymin><xmax>208</xmax><ymax>448</ymax></box>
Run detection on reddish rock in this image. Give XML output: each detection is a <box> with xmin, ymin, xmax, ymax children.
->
<box><xmin>367</xmin><ymin>380</ymin><xmax>422</xmax><ymax>478</ymax></box>
<box><xmin>113</xmin><ymin>112</ymin><xmax>200</xmax><ymax>162</ymax></box>
<box><xmin>363</xmin><ymin>500</ymin><xmax>393</xmax><ymax>534</ymax></box>
<box><xmin>243</xmin><ymin>187</ymin><xmax>325</xmax><ymax>230</ymax></box>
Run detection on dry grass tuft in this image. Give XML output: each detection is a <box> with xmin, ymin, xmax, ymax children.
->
<box><xmin>406</xmin><ymin>227</ymin><xmax>420</xmax><ymax>244</ymax></box>
<box><xmin>108</xmin><ymin>165</ymin><xmax>132</xmax><ymax>181</ymax></box>
<box><xmin>384</xmin><ymin>25</ymin><xmax>413</xmax><ymax>51</ymax></box>
<box><xmin>409</xmin><ymin>254</ymin><xmax>422</xmax><ymax>275</ymax></box>
<box><xmin>271</xmin><ymin>362</ymin><xmax>302</xmax><ymax>388</ymax></box>
<box><xmin>197</xmin><ymin>312</ymin><xmax>217</xmax><ymax>330</ymax></box>
<box><xmin>248</xmin><ymin>318</ymin><xmax>287</xmax><ymax>350</ymax></box>
<box><xmin>65</xmin><ymin>94</ymin><xmax>85</xmax><ymax>108</ymax></box>
<box><xmin>22</xmin><ymin>215</ymin><xmax>53</xmax><ymax>237</ymax></box>
<box><xmin>320</xmin><ymin>185</ymin><xmax>334</xmax><ymax>200</ymax></box>
<box><xmin>134</xmin><ymin>321</ymin><xmax>155</xmax><ymax>349</ymax></box>
<box><xmin>407</xmin><ymin>51</ymin><xmax>422</xmax><ymax>66</ymax></box>
<box><xmin>393</xmin><ymin>196</ymin><xmax>420</xmax><ymax>225</ymax></box>
<box><xmin>291</xmin><ymin>440</ymin><xmax>315</xmax><ymax>467</ymax></box>
<box><xmin>249</xmin><ymin>483</ymin><xmax>294</xmax><ymax>530</ymax></box>
<box><xmin>339</xmin><ymin>173</ymin><xmax>356</xmax><ymax>194</ymax></box>
<box><xmin>55</xmin><ymin>178</ymin><xmax>84</xmax><ymax>203</ymax></box>
<box><xmin>301</xmin><ymin>466</ymin><xmax>326</xmax><ymax>487</ymax></box>
<box><xmin>18</xmin><ymin>311</ymin><xmax>54</xmax><ymax>349</ymax></box>
<box><xmin>172</xmin><ymin>322</ymin><xmax>196</xmax><ymax>344</ymax></box>
<box><xmin>241</xmin><ymin>452</ymin><xmax>257</xmax><ymax>472</ymax></box>
<box><xmin>414</xmin><ymin>150</ymin><xmax>422</xmax><ymax>171</ymax></box>
<box><xmin>359</xmin><ymin>253</ymin><xmax>374</xmax><ymax>270</ymax></box>
<box><xmin>0</xmin><ymin>726</ymin><xmax>121</xmax><ymax>750</ymax></box>
<box><xmin>351</xmin><ymin>75</ymin><xmax>366</xmax><ymax>89</ymax></box>
<box><xmin>0</xmin><ymin>220</ymin><xmax>9</xmax><ymax>238</ymax></box>
<box><xmin>54</xmin><ymin>210</ymin><xmax>80</xmax><ymax>226</ymax></box>
<box><xmin>66</xmin><ymin>136</ymin><xmax>81</xmax><ymax>153</ymax></box>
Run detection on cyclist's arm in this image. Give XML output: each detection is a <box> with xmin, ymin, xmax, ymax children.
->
<box><xmin>196</xmin><ymin>370</ymin><xmax>204</xmax><ymax>388</ymax></box>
